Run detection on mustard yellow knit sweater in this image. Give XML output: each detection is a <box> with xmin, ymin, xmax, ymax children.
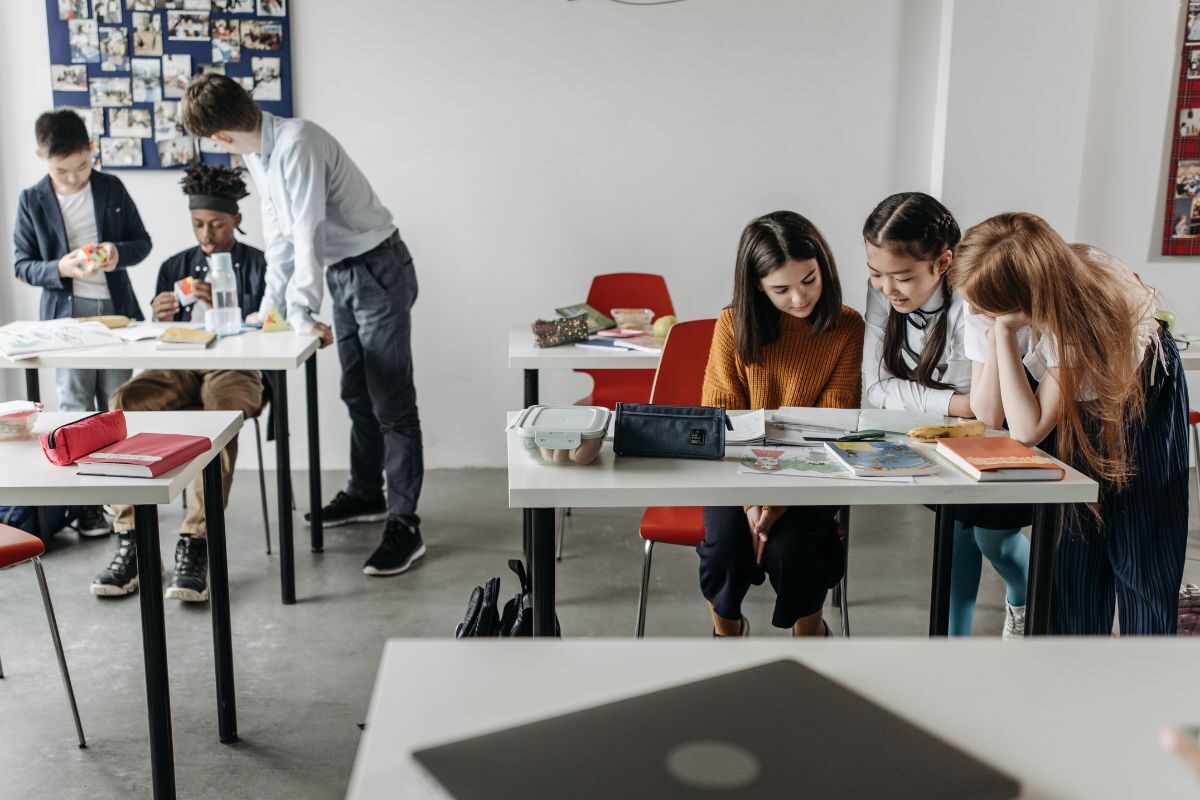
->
<box><xmin>701</xmin><ymin>305</ymin><xmax>864</xmax><ymax>411</ymax></box>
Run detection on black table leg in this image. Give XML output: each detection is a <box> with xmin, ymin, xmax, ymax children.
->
<box><xmin>132</xmin><ymin>505</ymin><xmax>176</xmax><ymax>800</ymax></box>
<box><xmin>1026</xmin><ymin>503</ymin><xmax>1059</xmax><ymax>636</ymax></box>
<box><xmin>929</xmin><ymin>504</ymin><xmax>956</xmax><ymax>636</ymax></box>
<box><xmin>203</xmin><ymin>458</ymin><xmax>237</xmax><ymax>743</ymax></box>
<box><xmin>24</xmin><ymin>368</ymin><xmax>40</xmax><ymax>402</ymax></box>
<box><xmin>522</xmin><ymin>370</ymin><xmax>538</xmax><ymax>561</ymax></box>
<box><xmin>529</xmin><ymin>507</ymin><xmax>557</xmax><ymax>636</ymax></box>
<box><xmin>273</xmin><ymin>370</ymin><xmax>295</xmax><ymax>605</ymax></box>
<box><xmin>306</xmin><ymin>357</ymin><xmax>323</xmax><ymax>553</ymax></box>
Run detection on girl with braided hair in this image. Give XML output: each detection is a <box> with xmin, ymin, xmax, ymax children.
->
<box><xmin>862</xmin><ymin>192</ymin><xmax>1031</xmax><ymax>637</ymax></box>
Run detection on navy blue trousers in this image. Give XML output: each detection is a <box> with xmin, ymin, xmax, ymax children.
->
<box><xmin>1051</xmin><ymin>333</ymin><xmax>1190</xmax><ymax>635</ymax></box>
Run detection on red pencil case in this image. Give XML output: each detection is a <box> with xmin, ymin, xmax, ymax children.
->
<box><xmin>40</xmin><ymin>410</ymin><xmax>127</xmax><ymax>466</ymax></box>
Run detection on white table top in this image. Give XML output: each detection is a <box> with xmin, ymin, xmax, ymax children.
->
<box><xmin>347</xmin><ymin>638</ymin><xmax>1200</xmax><ymax>800</ymax></box>
<box><xmin>0</xmin><ymin>411</ymin><xmax>241</xmax><ymax>506</ymax></box>
<box><xmin>508</xmin><ymin>324</ymin><xmax>661</xmax><ymax>370</ymax></box>
<box><xmin>0</xmin><ymin>322</ymin><xmax>318</xmax><ymax>371</ymax></box>
<box><xmin>506</xmin><ymin>417</ymin><xmax>1098</xmax><ymax>508</ymax></box>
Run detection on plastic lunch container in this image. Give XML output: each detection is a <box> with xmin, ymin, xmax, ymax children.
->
<box><xmin>513</xmin><ymin>405</ymin><xmax>611</xmax><ymax>466</ymax></box>
<box><xmin>0</xmin><ymin>401</ymin><xmax>42</xmax><ymax>441</ymax></box>
<box><xmin>610</xmin><ymin>308</ymin><xmax>655</xmax><ymax>332</ymax></box>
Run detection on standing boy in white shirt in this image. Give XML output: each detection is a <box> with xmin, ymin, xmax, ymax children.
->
<box><xmin>181</xmin><ymin>75</ymin><xmax>425</xmax><ymax>577</ymax></box>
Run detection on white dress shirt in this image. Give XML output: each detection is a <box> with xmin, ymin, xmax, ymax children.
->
<box><xmin>243</xmin><ymin>111</ymin><xmax>397</xmax><ymax>326</ymax></box>
<box><xmin>862</xmin><ymin>283</ymin><xmax>972</xmax><ymax>414</ymax></box>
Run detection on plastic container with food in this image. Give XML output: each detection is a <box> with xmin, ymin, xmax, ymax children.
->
<box><xmin>0</xmin><ymin>401</ymin><xmax>42</xmax><ymax>441</ymax></box>
<box><xmin>512</xmin><ymin>405</ymin><xmax>610</xmax><ymax>466</ymax></box>
<box><xmin>609</xmin><ymin>307</ymin><xmax>655</xmax><ymax>333</ymax></box>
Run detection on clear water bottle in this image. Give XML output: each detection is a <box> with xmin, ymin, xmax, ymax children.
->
<box><xmin>206</xmin><ymin>252</ymin><xmax>242</xmax><ymax>336</ymax></box>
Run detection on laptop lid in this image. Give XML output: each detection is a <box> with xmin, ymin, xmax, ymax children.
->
<box><xmin>412</xmin><ymin>658</ymin><xmax>1020</xmax><ymax>799</ymax></box>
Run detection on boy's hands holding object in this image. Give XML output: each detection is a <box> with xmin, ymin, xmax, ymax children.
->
<box><xmin>57</xmin><ymin>248</ymin><xmax>91</xmax><ymax>279</ymax></box>
<box><xmin>151</xmin><ymin>291</ymin><xmax>181</xmax><ymax>321</ymax></box>
<box><xmin>90</xmin><ymin>242</ymin><xmax>118</xmax><ymax>272</ymax></box>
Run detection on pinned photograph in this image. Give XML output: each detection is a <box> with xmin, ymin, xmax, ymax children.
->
<box><xmin>199</xmin><ymin>136</ymin><xmax>224</xmax><ymax>154</ymax></box>
<box><xmin>184</xmin><ymin>0</ymin><xmax>213</xmax><ymax>9</ymax></box>
<box><xmin>1182</xmin><ymin>109</ymin><xmax>1200</xmax><ymax>137</ymax></box>
<box><xmin>198</xmin><ymin>63</ymin><xmax>226</xmax><ymax>76</ymax></box>
<box><xmin>1190</xmin><ymin>4</ymin><xmax>1200</xmax><ymax>43</ymax></box>
<box><xmin>57</xmin><ymin>0</ymin><xmax>89</xmax><ymax>20</ymax></box>
<box><xmin>1176</xmin><ymin>160</ymin><xmax>1200</xmax><ymax>197</ymax></box>
<box><xmin>89</xmin><ymin>76</ymin><xmax>133</xmax><ymax>107</ymax></box>
<box><xmin>132</xmin><ymin>57</ymin><xmax>162</xmax><ymax>102</ymax></box>
<box><xmin>128</xmin><ymin>0</ymin><xmax>163</xmax><ymax>9</ymax></box>
<box><xmin>1174</xmin><ymin>197</ymin><xmax>1196</xmax><ymax>238</ymax></box>
<box><xmin>158</xmin><ymin>135</ymin><xmax>194</xmax><ymax>167</ymax></box>
<box><xmin>168</xmin><ymin>11</ymin><xmax>210</xmax><ymax>41</ymax></box>
<box><xmin>109</xmin><ymin>108</ymin><xmax>153</xmax><ymax>139</ymax></box>
<box><xmin>251</xmin><ymin>56</ymin><xmax>282</xmax><ymax>101</ymax></box>
<box><xmin>212</xmin><ymin>18</ymin><xmax>240</xmax><ymax>63</ymax></box>
<box><xmin>1190</xmin><ymin>49</ymin><xmax>1200</xmax><ymax>80</ymax></box>
<box><xmin>154</xmin><ymin>100</ymin><xmax>184</xmax><ymax>141</ymax></box>
<box><xmin>235</xmin><ymin>76</ymin><xmax>254</xmax><ymax>93</ymax></box>
<box><xmin>241</xmin><ymin>20</ymin><xmax>282</xmax><ymax>50</ymax></box>
<box><xmin>100</xmin><ymin>137</ymin><xmax>143</xmax><ymax>168</ymax></box>
<box><xmin>163</xmin><ymin>53</ymin><xmax>193</xmax><ymax>98</ymax></box>
<box><xmin>51</xmin><ymin>65</ymin><xmax>89</xmax><ymax>92</ymax></box>
<box><xmin>256</xmin><ymin>0</ymin><xmax>285</xmax><ymax>16</ymax></box>
<box><xmin>214</xmin><ymin>0</ymin><xmax>254</xmax><ymax>10</ymax></box>
<box><xmin>68</xmin><ymin>20</ymin><xmax>100</xmax><ymax>63</ymax></box>
<box><xmin>99</xmin><ymin>27</ymin><xmax>129</xmax><ymax>72</ymax></box>
<box><xmin>132</xmin><ymin>11</ymin><xmax>163</xmax><ymax>56</ymax></box>
<box><xmin>94</xmin><ymin>0</ymin><xmax>123</xmax><ymax>24</ymax></box>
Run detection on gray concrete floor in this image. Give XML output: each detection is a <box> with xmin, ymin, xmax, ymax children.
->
<box><xmin>2</xmin><ymin>468</ymin><xmax>1198</xmax><ymax>799</ymax></box>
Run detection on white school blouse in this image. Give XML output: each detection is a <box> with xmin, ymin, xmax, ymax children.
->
<box><xmin>863</xmin><ymin>282</ymin><xmax>972</xmax><ymax>414</ymax></box>
<box><xmin>961</xmin><ymin>248</ymin><xmax>1159</xmax><ymax>399</ymax></box>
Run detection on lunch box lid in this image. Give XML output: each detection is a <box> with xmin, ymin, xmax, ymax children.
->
<box><xmin>513</xmin><ymin>405</ymin><xmax>611</xmax><ymax>444</ymax></box>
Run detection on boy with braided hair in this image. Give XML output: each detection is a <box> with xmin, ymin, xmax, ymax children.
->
<box><xmin>92</xmin><ymin>163</ymin><xmax>268</xmax><ymax>602</ymax></box>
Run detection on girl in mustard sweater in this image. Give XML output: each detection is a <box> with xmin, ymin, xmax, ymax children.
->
<box><xmin>700</xmin><ymin>211</ymin><xmax>864</xmax><ymax>637</ymax></box>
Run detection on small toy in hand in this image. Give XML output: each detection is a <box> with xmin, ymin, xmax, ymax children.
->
<box><xmin>81</xmin><ymin>243</ymin><xmax>111</xmax><ymax>271</ymax></box>
<box><xmin>174</xmin><ymin>276</ymin><xmax>198</xmax><ymax>307</ymax></box>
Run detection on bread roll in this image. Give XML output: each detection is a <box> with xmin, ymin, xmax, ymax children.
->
<box><xmin>570</xmin><ymin>437</ymin><xmax>603</xmax><ymax>465</ymax></box>
<box><xmin>906</xmin><ymin>419</ymin><xmax>986</xmax><ymax>442</ymax></box>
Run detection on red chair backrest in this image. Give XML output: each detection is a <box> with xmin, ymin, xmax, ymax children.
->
<box><xmin>649</xmin><ymin>319</ymin><xmax>717</xmax><ymax>405</ymax></box>
<box><xmin>586</xmin><ymin>273</ymin><xmax>675</xmax><ymax>321</ymax></box>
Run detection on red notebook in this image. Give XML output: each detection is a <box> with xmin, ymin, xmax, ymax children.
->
<box><xmin>936</xmin><ymin>437</ymin><xmax>1065</xmax><ymax>482</ymax></box>
<box><xmin>76</xmin><ymin>433</ymin><xmax>212</xmax><ymax>478</ymax></box>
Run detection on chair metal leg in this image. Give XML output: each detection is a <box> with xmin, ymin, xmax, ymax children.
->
<box><xmin>635</xmin><ymin>540</ymin><xmax>654</xmax><ymax>638</ymax></box>
<box><xmin>1190</xmin><ymin>422</ymin><xmax>1200</xmax><ymax>517</ymax></box>
<box><xmin>32</xmin><ymin>558</ymin><xmax>86</xmax><ymax>748</ymax></box>
<box><xmin>0</xmin><ymin>645</ymin><xmax>4</xmax><ymax>678</ymax></box>
<box><xmin>838</xmin><ymin>507</ymin><xmax>850</xmax><ymax>637</ymax></box>
<box><xmin>253</xmin><ymin>417</ymin><xmax>272</xmax><ymax>555</ymax></box>
<box><xmin>555</xmin><ymin>507</ymin><xmax>567</xmax><ymax>561</ymax></box>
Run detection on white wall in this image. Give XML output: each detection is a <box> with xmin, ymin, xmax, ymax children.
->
<box><xmin>0</xmin><ymin>0</ymin><xmax>1195</xmax><ymax>473</ymax></box>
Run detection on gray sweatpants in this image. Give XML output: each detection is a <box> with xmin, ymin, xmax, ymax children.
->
<box><xmin>55</xmin><ymin>297</ymin><xmax>132</xmax><ymax>412</ymax></box>
<box><xmin>325</xmin><ymin>232</ymin><xmax>424</xmax><ymax>526</ymax></box>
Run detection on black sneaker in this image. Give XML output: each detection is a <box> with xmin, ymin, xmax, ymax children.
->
<box><xmin>363</xmin><ymin>519</ymin><xmax>426</xmax><ymax>576</ymax></box>
<box><xmin>75</xmin><ymin>505</ymin><xmax>113</xmax><ymax>538</ymax></box>
<box><xmin>165</xmin><ymin>536</ymin><xmax>208</xmax><ymax>602</ymax></box>
<box><xmin>305</xmin><ymin>490</ymin><xmax>388</xmax><ymax>528</ymax></box>
<box><xmin>91</xmin><ymin>532</ymin><xmax>138</xmax><ymax>597</ymax></box>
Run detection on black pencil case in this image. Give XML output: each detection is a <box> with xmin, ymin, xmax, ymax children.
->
<box><xmin>612</xmin><ymin>403</ymin><xmax>731</xmax><ymax>460</ymax></box>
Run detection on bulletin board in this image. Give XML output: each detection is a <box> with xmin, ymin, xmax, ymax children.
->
<box><xmin>44</xmin><ymin>0</ymin><xmax>294</xmax><ymax>171</ymax></box>
<box><xmin>1164</xmin><ymin>2</ymin><xmax>1200</xmax><ymax>254</ymax></box>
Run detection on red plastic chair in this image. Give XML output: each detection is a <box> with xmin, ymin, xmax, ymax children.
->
<box><xmin>632</xmin><ymin>320</ymin><xmax>850</xmax><ymax>637</ymax></box>
<box><xmin>0</xmin><ymin>524</ymin><xmax>86</xmax><ymax>747</ymax></box>
<box><xmin>1190</xmin><ymin>410</ymin><xmax>1200</xmax><ymax>505</ymax></box>
<box><xmin>574</xmin><ymin>273</ymin><xmax>676</xmax><ymax>410</ymax></box>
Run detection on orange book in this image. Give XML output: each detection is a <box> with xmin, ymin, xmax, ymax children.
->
<box><xmin>936</xmin><ymin>436</ymin><xmax>1065</xmax><ymax>482</ymax></box>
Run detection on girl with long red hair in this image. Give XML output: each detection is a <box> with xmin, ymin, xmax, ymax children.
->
<box><xmin>951</xmin><ymin>212</ymin><xmax>1189</xmax><ymax>635</ymax></box>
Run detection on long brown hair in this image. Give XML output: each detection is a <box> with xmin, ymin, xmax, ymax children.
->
<box><xmin>863</xmin><ymin>192</ymin><xmax>961</xmax><ymax>390</ymax></box>
<box><xmin>732</xmin><ymin>211</ymin><xmax>843</xmax><ymax>364</ymax></box>
<box><xmin>950</xmin><ymin>212</ymin><xmax>1147</xmax><ymax>487</ymax></box>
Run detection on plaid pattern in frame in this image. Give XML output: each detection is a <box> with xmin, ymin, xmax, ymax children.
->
<box><xmin>1163</xmin><ymin>2</ymin><xmax>1200</xmax><ymax>254</ymax></box>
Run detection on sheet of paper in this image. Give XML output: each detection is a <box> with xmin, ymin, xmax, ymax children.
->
<box><xmin>772</xmin><ymin>407</ymin><xmax>859</xmax><ymax>434</ymax></box>
<box><xmin>736</xmin><ymin>446</ymin><xmax>913</xmax><ymax>482</ymax></box>
<box><xmin>0</xmin><ymin>320</ymin><xmax>119</xmax><ymax>359</ymax></box>
<box><xmin>726</xmin><ymin>409</ymin><xmax>765</xmax><ymax>444</ymax></box>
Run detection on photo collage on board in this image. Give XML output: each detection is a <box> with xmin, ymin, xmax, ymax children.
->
<box><xmin>45</xmin><ymin>0</ymin><xmax>291</xmax><ymax>170</ymax></box>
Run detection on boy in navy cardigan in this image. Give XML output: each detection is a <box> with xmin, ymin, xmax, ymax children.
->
<box><xmin>13</xmin><ymin>110</ymin><xmax>152</xmax><ymax>536</ymax></box>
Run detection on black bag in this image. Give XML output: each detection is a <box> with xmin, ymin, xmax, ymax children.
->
<box><xmin>455</xmin><ymin>576</ymin><xmax>501</xmax><ymax>637</ymax></box>
<box><xmin>612</xmin><ymin>402</ymin><xmax>731</xmax><ymax>460</ymax></box>
<box><xmin>499</xmin><ymin>559</ymin><xmax>561</xmax><ymax>637</ymax></box>
<box><xmin>0</xmin><ymin>506</ymin><xmax>81</xmax><ymax>541</ymax></box>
